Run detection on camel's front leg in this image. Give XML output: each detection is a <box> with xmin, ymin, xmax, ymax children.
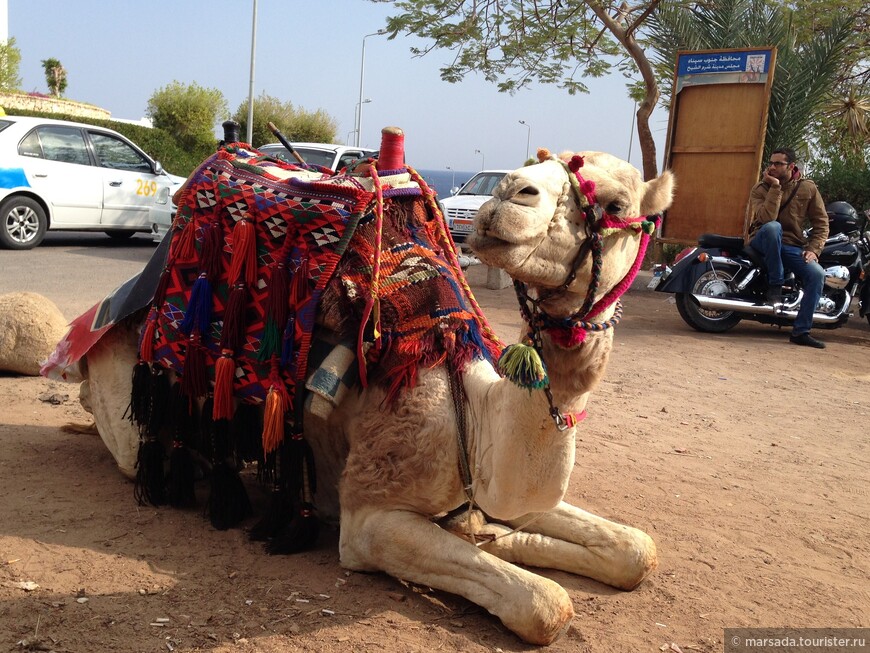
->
<box><xmin>464</xmin><ymin>501</ymin><xmax>657</xmax><ymax>590</ymax></box>
<box><xmin>339</xmin><ymin>507</ymin><xmax>574</xmax><ymax>645</ymax></box>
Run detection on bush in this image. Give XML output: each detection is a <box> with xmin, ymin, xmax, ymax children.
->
<box><xmin>811</xmin><ymin>155</ymin><xmax>870</xmax><ymax>214</ymax></box>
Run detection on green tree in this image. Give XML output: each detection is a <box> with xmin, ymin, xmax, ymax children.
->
<box><xmin>0</xmin><ymin>38</ymin><xmax>22</xmax><ymax>91</ymax></box>
<box><xmin>41</xmin><ymin>57</ymin><xmax>67</xmax><ymax>96</ymax></box>
<box><xmin>231</xmin><ymin>92</ymin><xmax>338</xmax><ymax>147</ymax></box>
<box><xmin>146</xmin><ymin>81</ymin><xmax>228</xmax><ymax>155</ymax></box>
<box><xmin>645</xmin><ymin>0</ymin><xmax>856</xmax><ymax>164</ymax></box>
<box><xmin>375</xmin><ymin>0</ymin><xmax>665</xmax><ymax>180</ymax></box>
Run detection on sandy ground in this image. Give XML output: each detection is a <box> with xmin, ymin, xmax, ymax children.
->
<box><xmin>0</xmin><ymin>264</ymin><xmax>868</xmax><ymax>653</ymax></box>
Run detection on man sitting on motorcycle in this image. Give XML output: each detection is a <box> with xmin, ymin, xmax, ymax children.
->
<box><xmin>746</xmin><ymin>147</ymin><xmax>829</xmax><ymax>349</ymax></box>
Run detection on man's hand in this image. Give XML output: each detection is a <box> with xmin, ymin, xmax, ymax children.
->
<box><xmin>763</xmin><ymin>172</ymin><xmax>780</xmax><ymax>187</ymax></box>
<box><xmin>803</xmin><ymin>250</ymin><xmax>818</xmax><ymax>263</ymax></box>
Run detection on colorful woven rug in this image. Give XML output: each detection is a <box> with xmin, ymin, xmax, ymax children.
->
<box><xmin>138</xmin><ymin>144</ymin><xmax>502</xmax><ymax>448</ymax></box>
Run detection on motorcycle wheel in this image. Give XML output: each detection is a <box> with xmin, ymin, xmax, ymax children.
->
<box><xmin>675</xmin><ymin>269</ymin><xmax>742</xmax><ymax>333</ymax></box>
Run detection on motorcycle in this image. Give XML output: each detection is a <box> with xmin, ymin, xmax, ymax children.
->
<box><xmin>652</xmin><ymin>201</ymin><xmax>870</xmax><ymax>333</ymax></box>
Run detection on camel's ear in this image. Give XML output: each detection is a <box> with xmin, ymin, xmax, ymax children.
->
<box><xmin>640</xmin><ymin>170</ymin><xmax>675</xmax><ymax>216</ymax></box>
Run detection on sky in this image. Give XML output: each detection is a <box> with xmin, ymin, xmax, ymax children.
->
<box><xmin>6</xmin><ymin>0</ymin><xmax>669</xmax><ymax>174</ymax></box>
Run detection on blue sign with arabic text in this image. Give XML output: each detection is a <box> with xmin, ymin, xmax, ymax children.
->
<box><xmin>678</xmin><ymin>51</ymin><xmax>771</xmax><ymax>76</ymax></box>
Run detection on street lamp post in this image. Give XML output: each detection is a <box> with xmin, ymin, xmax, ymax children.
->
<box><xmin>446</xmin><ymin>165</ymin><xmax>455</xmax><ymax>189</ymax></box>
<box><xmin>246</xmin><ymin>0</ymin><xmax>258</xmax><ymax>145</ymax></box>
<box><xmin>475</xmin><ymin>149</ymin><xmax>485</xmax><ymax>170</ymax></box>
<box><xmin>518</xmin><ymin>120</ymin><xmax>531</xmax><ymax>162</ymax></box>
<box><xmin>356</xmin><ymin>30</ymin><xmax>385</xmax><ymax>147</ymax></box>
<box><xmin>352</xmin><ymin>98</ymin><xmax>372</xmax><ymax>146</ymax></box>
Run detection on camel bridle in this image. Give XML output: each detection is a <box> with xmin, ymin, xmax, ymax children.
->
<box><xmin>507</xmin><ymin>156</ymin><xmax>661</xmax><ymax>430</ymax></box>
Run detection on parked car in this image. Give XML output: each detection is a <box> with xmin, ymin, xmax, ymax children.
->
<box><xmin>258</xmin><ymin>142</ymin><xmax>378</xmax><ymax>172</ymax></box>
<box><xmin>439</xmin><ymin>170</ymin><xmax>510</xmax><ymax>244</ymax></box>
<box><xmin>0</xmin><ymin>115</ymin><xmax>185</xmax><ymax>249</ymax></box>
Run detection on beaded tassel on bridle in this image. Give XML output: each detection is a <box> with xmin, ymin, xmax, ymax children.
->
<box><xmin>497</xmin><ymin>151</ymin><xmax>659</xmax><ymax>430</ymax></box>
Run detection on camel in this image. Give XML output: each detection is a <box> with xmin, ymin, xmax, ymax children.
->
<box><xmin>46</xmin><ymin>132</ymin><xmax>674</xmax><ymax>645</ymax></box>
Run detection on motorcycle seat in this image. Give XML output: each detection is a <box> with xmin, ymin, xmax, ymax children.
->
<box><xmin>698</xmin><ymin>234</ymin><xmax>746</xmax><ymax>252</ymax></box>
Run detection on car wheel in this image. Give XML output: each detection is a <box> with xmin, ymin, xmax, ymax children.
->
<box><xmin>104</xmin><ymin>229</ymin><xmax>136</xmax><ymax>240</ymax></box>
<box><xmin>0</xmin><ymin>196</ymin><xmax>48</xmax><ymax>250</ymax></box>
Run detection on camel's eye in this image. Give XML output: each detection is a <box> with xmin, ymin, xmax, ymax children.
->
<box><xmin>604</xmin><ymin>201</ymin><xmax>623</xmax><ymax>215</ymax></box>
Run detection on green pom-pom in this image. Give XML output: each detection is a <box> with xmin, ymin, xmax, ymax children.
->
<box><xmin>498</xmin><ymin>342</ymin><xmax>549</xmax><ymax>389</ymax></box>
<box><xmin>641</xmin><ymin>220</ymin><xmax>656</xmax><ymax>234</ymax></box>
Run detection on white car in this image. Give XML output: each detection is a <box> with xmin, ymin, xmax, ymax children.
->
<box><xmin>258</xmin><ymin>142</ymin><xmax>378</xmax><ymax>171</ymax></box>
<box><xmin>439</xmin><ymin>170</ymin><xmax>510</xmax><ymax>245</ymax></box>
<box><xmin>0</xmin><ymin>115</ymin><xmax>185</xmax><ymax>249</ymax></box>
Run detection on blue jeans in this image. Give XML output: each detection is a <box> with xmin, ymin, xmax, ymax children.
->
<box><xmin>750</xmin><ymin>221</ymin><xmax>825</xmax><ymax>335</ymax></box>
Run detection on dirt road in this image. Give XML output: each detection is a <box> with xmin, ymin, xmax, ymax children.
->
<box><xmin>0</xmin><ymin>261</ymin><xmax>868</xmax><ymax>653</ymax></box>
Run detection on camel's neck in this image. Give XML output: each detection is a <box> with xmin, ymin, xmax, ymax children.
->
<box><xmin>462</xmin><ymin>305</ymin><xmax>616</xmax><ymax>520</ymax></box>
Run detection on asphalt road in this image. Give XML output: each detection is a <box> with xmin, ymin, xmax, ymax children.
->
<box><xmin>0</xmin><ymin>232</ymin><xmax>159</xmax><ymax>321</ymax></box>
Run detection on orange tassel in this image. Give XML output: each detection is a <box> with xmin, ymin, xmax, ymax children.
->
<box><xmin>140</xmin><ymin>317</ymin><xmax>157</xmax><ymax>363</ymax></box>
<box><xmin>228</xmin><ymin>219</ymin><xmax>258</xmax><ymax>286</ymax></box>
<box><xmin>262</xmin><ymin>386</ymin><xmax>285</xmax><ymax>454</ymax></box>
<box><xmin>213</xmin><ymin>351</ymin><xmax>235</xmax><ymax>420</ymax></box>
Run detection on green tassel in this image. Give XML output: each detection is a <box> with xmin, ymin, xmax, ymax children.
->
<box><xmin>257</xmin><ymin>319</ymin><xmax>281</xmax><ymax>361</ymax></box>
<box><xmin>497</xmin><ymin>341</ymin><xmax>548</xmax><ymax>389</ymax></box>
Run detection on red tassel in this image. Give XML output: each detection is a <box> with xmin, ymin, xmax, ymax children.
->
<box><xmin>181</xmin><ymin>340</ymin><xmax>208</xmax><ymax>398</ymax></box>
<box><xmin>289</xmin><ymin>258</ymin><xmax>309</xmax><ymax>307</ymax></box>
<box><xmin>201</xmin><ymin>220</ymin><xmax>225</xmax><ymax>281</ymax></box>
<box><xmin>220</xmin><ymin>283</ymin><xmax>247</xmax><ymax>351</ymax></box>
<box><xmin>265</xmin><ymin>263</ymin><xmax>290</xmax><ymax>329</ymax></box>
<box><xmin>154</xmin><ymin>267</ymin><xmax>171</xmax><ymax>309</ymax></box>
<box><xmin>213</xmin><ymin>350</ymin><xmax>235</xmax><ymax>420</ymax></box>
<box><xmin>228</xmin><ymin>219</ymin><xmax>257</xmax><ymax>286</ymax></box>
<box><xmin>140</xmin><ymin>316</ymin><xmax>157</xmax><ymax>363</ymax></box>
<box><xmin>262</xmin><ymin>386</ymin><xmax>287</xmax><ymax>454</ymax></box>
<box><xmin>175</xmin><ymin>220</ymin><xmax>198</xmax><ymax>261</ymax></box>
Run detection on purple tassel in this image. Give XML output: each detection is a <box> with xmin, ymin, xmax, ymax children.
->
<box><xmin>180</xmin><ymin>273</ymin><xmax>213</xmax><ymax>336</ymax></box>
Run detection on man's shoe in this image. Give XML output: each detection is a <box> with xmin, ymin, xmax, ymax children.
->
<box><xmin>766</xmin><ymin>284</ymin><xmax>783</xmax><ymax>305</ymax></box>
<box><xmin>790</xmin><ymin>333</ymin><xmax>826</xmax><ymax>349</ymax></box>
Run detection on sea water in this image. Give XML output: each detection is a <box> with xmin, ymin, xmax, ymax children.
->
<box><xmin>415</xmin><ymin>169</ymin><xmax>475</xmax><ymax>199</ymax></box>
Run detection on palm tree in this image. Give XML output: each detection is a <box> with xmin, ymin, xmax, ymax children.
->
<box><xmin>644</xmin><ymin>0</ymin><xmax>854</xmax><ymax>163</ymax></box>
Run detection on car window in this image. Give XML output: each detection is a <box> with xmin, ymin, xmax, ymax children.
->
<box><xmin>22</xmin><ymin>126</ymin><xmax>90</xmax><ymax>165</ymax></box>
<box><xmin>336</xmin><ymin>151</ymin><xmax>368</xmax><ymax>170</ymax></box>
<box><xmin>460</xmin><ymin>173</ymin><xmax>506</xmax><ymax>196</ymax></box>
<box><xmin>18</xmin><ymin>130</ymin><xmax>43</xmax><ymax>158</ymax></box>
<box><xmin>88</xmin><ymin>131</ymin><xmax>152</xmax><ymax>173</ymax></box>
<box><xmin>0</xmin><ymin>119</ymin><xmax>12</xmax><ymax>133</ymax></box>
<box><xmin>293</xmin><ymin>148</ymin><xmax>337</xmax><ymax>169</ymax></box>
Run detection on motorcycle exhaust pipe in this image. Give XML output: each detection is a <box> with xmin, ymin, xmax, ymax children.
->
<box><xmin>691</xmin><ymin>294</ymin><xmax>850</xmax><ymax>324</ymax></box>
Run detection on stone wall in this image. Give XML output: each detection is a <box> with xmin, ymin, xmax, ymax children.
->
<box><xmin>0</xmin><ymin>92</ymin><xmax>110</xmax><ymax>120</ymax></box>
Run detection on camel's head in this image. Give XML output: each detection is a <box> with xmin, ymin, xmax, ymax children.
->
<box><xmin>469</xmin><ymin>152</ymin><xmax>675</xmax><ymax>315</ymax></box>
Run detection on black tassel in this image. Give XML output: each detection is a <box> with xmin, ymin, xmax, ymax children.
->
<box><xmin>133</xmin><ymin>439</ymin><xmax>166</xmax><ymax>506</ymax></box>
<box><xmin>208</xmin><ymin>461</ymin><xmax>251</xmax><ymax>530</ymax></box>
<box><xmin>168</xmin><ymin>444</ymin><xmax>197</xmax><ymax>507</ymax></box>
<box><xmin>147</xmin><ymin>364</ymin><xmax>172</xmax><ymax>436</ymax></box>
<box><xmin>266</xmin><ymin>502</ymin><xmax>319</xmax><ymax>554</ymax></box>
<box><xmin>128</xmin><ymin>361</ymin><xmax>153</xmax><ymax>426</ymax></box>
<box><xmin>206</xmin><ymin>417</ymin><xmax>251</xmax><ymax>530</ymax></box>
<box><xmin>248</xmin><ymin>487</ymin><xmax>294</xmax><ymax>541</ymax></box>
<box><xmin>233</xmin><ymin>402</ymin><xmax>263</xmax><ymax>464</ymax></box>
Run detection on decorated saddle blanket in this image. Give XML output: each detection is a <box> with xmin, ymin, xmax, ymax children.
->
<box><xmin>134</xmin><ymin>144</ymin><xmax>502</xmax><ymax>445</ymax></box>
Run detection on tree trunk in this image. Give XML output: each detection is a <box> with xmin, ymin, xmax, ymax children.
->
<box><xmin>586</xmin><ymin>1</ymin><xmax>661</xmax><ymax>180</ymax></box>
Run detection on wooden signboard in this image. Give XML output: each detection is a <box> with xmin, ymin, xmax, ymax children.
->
<box><xmin>660</xmin><ymin>47</ymin><xmax>777</xmax><ymax>245</ymax></box>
